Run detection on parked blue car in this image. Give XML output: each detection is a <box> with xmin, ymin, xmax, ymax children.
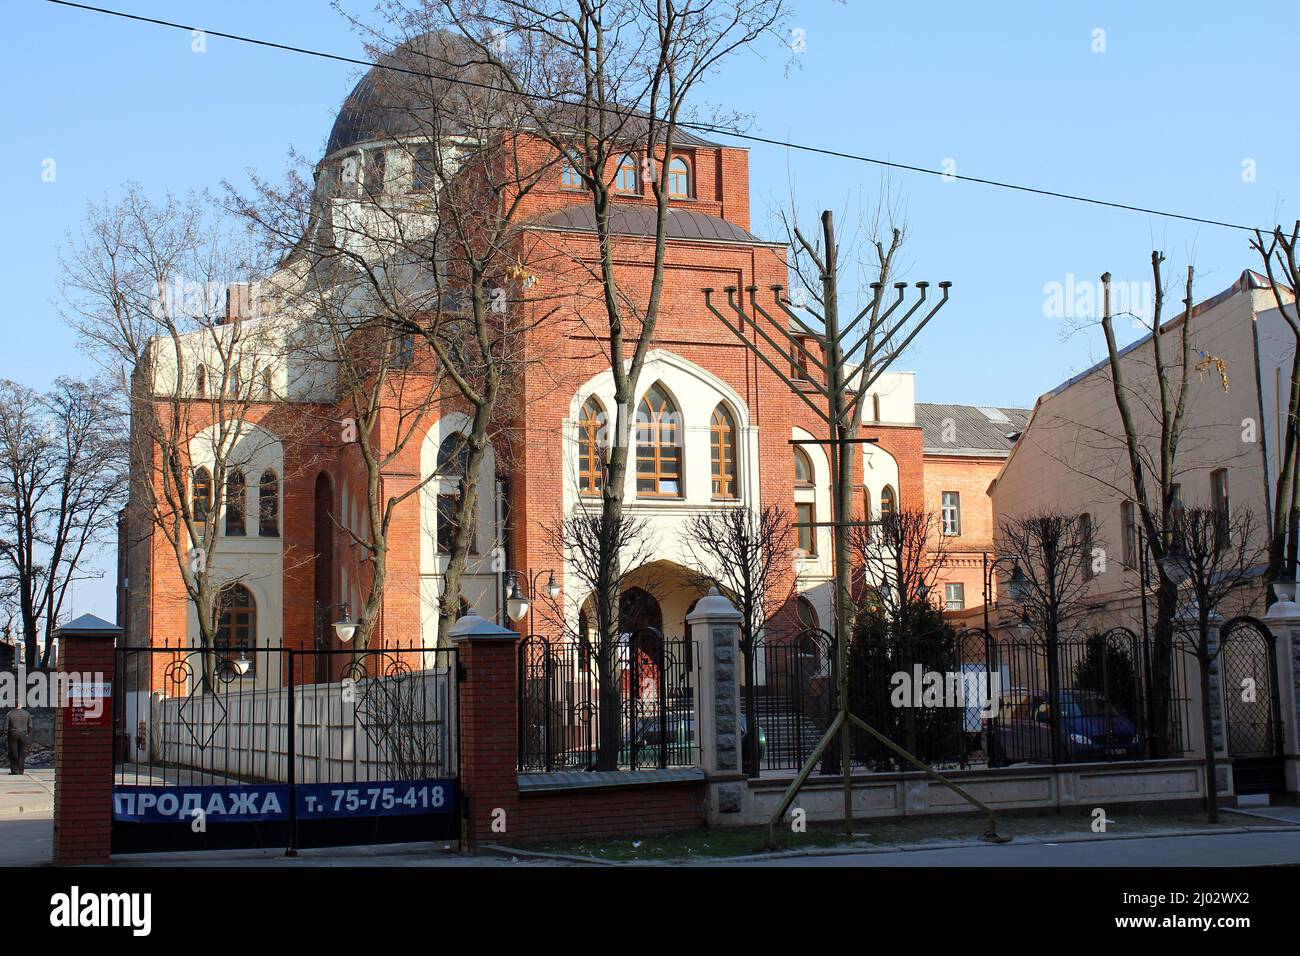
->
<box><xmin>988</xmin><ymin>689</ymin><xmax>1143</xmax><ymax>765</ymax></box>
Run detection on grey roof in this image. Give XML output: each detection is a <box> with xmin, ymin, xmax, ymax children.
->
<box><xmin>915</xmin><ymin>403</ymin><xmax>1032</xmax><ymax>457</ymax></box>
<box><xmin>327</xmin><ymin>31</ymin><xmax>503</xmax><ymax>155</ymax></box>
<box><xmin>327</xmin><ymin>31</ymin><xmax>724</xmax><ymax>156</ymax></box>
<box><xmin>55</xmin><ymin>613</ymin><xmax>122</xmax><ymax>637</ymax></box>
<box><xmin>531</xmin><ymin>204</ymin><xmax>770</xmax><ymax>244</ymax></box>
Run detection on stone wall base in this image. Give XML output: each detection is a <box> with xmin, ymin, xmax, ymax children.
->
<box><xmin>723</xmin><ymin>759</ymin><xmax>1209</xmax><ymax>827</ymax></box>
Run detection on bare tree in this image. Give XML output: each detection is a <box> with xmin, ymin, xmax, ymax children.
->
<box><xmin>1249</xmin><ymin>224</ymin><xmax>1300</xmax><ymax>603</ymax></box>
<box><xmin>852</xmin><ymin>507</ymin><xmax>951</xmax><ymax>635</ymax></box>
<box><xmin>1165</xmin><ymin>506</ymin><xmax>1268</xmax><ymax>821</ymax></box>
<box><xmin>395</xmin><ymin>0</ymin><xmax>784</xmax><ymax>763</ymax></box>
<box><xmin>995</xmin><ymin>509</ymin><xmax>1097</xmax><ymax>763</ymax></box>
<box><xmin>1098</xmin><ymin>256</ymin><xmax>1204</xmax><ymax>754</ymax></box>
<box><xmin>61</xmin><ymin>187</ymin><xmax>284</xmax><ymax>683</ymax></box>
<box><xmin>232</xmin><ymin>28</ymin><xmax>560</xmax><ymax>648</ymax></box>
<box><xmin>683</xmin><ymin>504</ymin><xmax>794</xmax><ymax>774</ymax></box>
<box><xmin>542</xmin><ymin>502</ymin><xmax>659</xmax><ymax>769</ymax></box>
<box><xmin>0</xmin><ymin>378</ymin><xmax>126</xmax><ymax>667</ymax></box>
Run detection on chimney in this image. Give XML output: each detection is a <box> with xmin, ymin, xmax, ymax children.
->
<box><xmin>226</xmin><ymin>282</ymin><xmax>252</xmax><ymax>323</ymax></box>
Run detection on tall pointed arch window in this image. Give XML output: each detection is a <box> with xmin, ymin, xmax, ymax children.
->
<box><xmin>224</xmin><ymin>470</ymin><xmax>247</xmax><ymax>536</ymax></box>
<box><xmin>880</xmin><ymin>484</ymin><xmax>897</xmax><ymax>518</ymax></box>
<box><xmin>193</xmin><ymin>467</ymin><xmax>213</xmax><ymax>523</ymax></box>
<box><xmin>437</xmin><ymin>431</ymin><xmax>469</xmax><ymax>477</ymax></box>
<box><xmin>259</xmin><ymin>470</ymin><xmax>280</xmax><ymax>537</ymax></box>
<box><xmin>578</xmin><ymin>397</ymin><xmax>606</xmax><ymax>495</ymax></box>
<box><xmin>710</xmin><ymin>404</ymin><xmax>738</xmax><ymax>499</ymax></box>
<box><xmin>794</xmin><ymin>447</ymin><xmax>816</xmax><ymax>555</ymax></box>
<box><xmin>635</xmin><ymin>384</ymin><xmax>681</xmax><ymax>497</ymax></box>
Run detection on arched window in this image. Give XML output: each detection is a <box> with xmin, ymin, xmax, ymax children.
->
<box><xmin>436</xmin><ymin>431</ymin><xmax>469</xmax><ymax>477</ymax></box>
<box><xmin>635</xmin><ymin>384</ymin><xmax>681</xmax><ymax>497</ymax></box>
<box><xmin>667</xmin><ymin>157</ymin><xmax>690</xmax><ymax>198</ymax></box>
<box><xmin>261</xmin><ymin>367</ymin><xmax>273</xmax><ymax>399</ymax></box>
<box><xmin>863</xmin><ymin>487</ymin><xmax>872</xmax><ymax>520</ymax></box>
<box><xmin>560</xmin><ymin>148</ymin><xmax>582</xmax><ymax>188</ymax></box>
<box><xmin>793</xmin><ymin>448</ymin><xmax>815</xmax><ymax>555</ymax></box>
<box><xmin>216</xmin><ymin>584</ymin><xmax>257</xmax><ymax>671</ymax></box>
<box><xmin>224</xmin><ymin>470</ymin><xmax>246</xmax><ymax>536</ymax></box>
<box><xmin>794</xmin><ymin>447</ymin><xmax>814</xmax><ymax>487</ymax></box>
<box><xmin>578</xmin><ymin>397</ymin><xmax>606</xmax><ymax>495</ymax></box>
<box><xmin>193</xmin><ymin>467</ymin><xmax>212</xmax><ymax>523</ymax></box>
<box><xmin>615</xmin><ymin>153</ymin><xmax>639</xmax><ymax>193</ymax></box>
<box><xmin>871</xmin><ymin>393</ymin><xmax>881</xmax><ymax>422</ymax></box>
<box><xmin>259</xmin><ymin>470</ymin><xmax>279</xmax><ymax>537</ymax></box>
<box><xmin>710</xmin><ymin>404</ymin><xmax>738</xmax><ymax>499</ymax></box>
<box><xmin>195</xmin><ymin>364</ymin><xmax>207</xmax><ymax>398</ymax></box>
<box><xmin>364</xmin><ymin>147</ymin><xmax>386</xmax><ymax>197</ymax></box>
<box><xmin>796</xmin><ymin>596</ymin><xmax>819</xmax><ymax>631</ymax></box>
<box><xmin>880</xmin><ymin>484</ymin><xmax>896</xmax><ymax>517</ymax></box>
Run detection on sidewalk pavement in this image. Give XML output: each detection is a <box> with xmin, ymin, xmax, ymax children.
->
<box><xmin>0</xmin><ymin>769</ymin><xmax>55</xmax><ymax>867</ymax></box>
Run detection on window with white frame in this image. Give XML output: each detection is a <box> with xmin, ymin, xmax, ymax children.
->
<box><xmin>945</xmin><ymin>582</ymin><xmax>965</xmax><ymax>611</ymax></box>
<box><xmin>941</xmin><ymin>491</ymin><xmax>961</xmax><ymax>536</ymax></box>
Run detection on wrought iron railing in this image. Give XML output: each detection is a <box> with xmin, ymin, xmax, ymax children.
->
<box><xmin>746</xmin><ymin>626</ymin><xmax>1196</xmax><ymax>774</ymax></box>
<box><xmin>517</xmin><ymin>630</ymin><xmax>698</xmax><ymax>772</ymax></box>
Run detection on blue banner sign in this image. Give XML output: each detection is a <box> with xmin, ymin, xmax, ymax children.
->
<box><xmin>296</xmin><ymin>780</ymin><xmax>455</xmax><ymax>819</ymax></box>
<box><xmin>113</xmin><ymin>779</ymin><xmax>456</xmax><ymax>824</ymax></box>
<box><xmin>114</xmin><ymin>784</ymin><xmax>289</xmax><ymax>823</ymax></box>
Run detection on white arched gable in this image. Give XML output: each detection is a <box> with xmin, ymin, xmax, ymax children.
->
<box><xmin>185</xmin><ymin>419</ymin><xmax>285</xmax><ymax>684</ymax></box>
<box><xmin>861</xmin><ymin>442</ymin><xmax>901</xmax><ymax>521</ymax></box>
<box><xmin>563</xmin><ymin>349</ymin><xmax>757</xmax><ymax>506</ymax></box>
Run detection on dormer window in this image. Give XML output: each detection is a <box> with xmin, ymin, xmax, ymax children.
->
<box><xmin>615</xmin><ymin>153</ymin><xmax>640</xmax><ymax>194</ymax></box>
<box><xmin>667</xmin><ymin>157</ymin><xmax>690</xmax><ymax>198</ymax></box>
<box><xmin>561</xmin><ymin>149</ymin><xmax>583</xmax><ymax>189</ymax></box>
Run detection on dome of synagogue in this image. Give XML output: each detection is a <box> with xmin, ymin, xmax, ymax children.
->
<box><xmin>325</xmin><ymin>30</ymin><xmax>497</xmax><ymax>156</ymax></box>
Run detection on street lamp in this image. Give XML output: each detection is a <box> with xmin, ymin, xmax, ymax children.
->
<box><xmin>506</xmin><ymin>576</ymin><xmax>529</xmax><ymax>622</ymax></box>
<box><xmin>503</xmin><ymin>569</ymin><xmax>561</xmax><ymax>636</ymax></box>
<box><xmin>1157</xmin><ymin>537</ymin><xmax>1190</xmax><ymax>585</ymax></box>
<box><xmin>332</xmin><ymin>602</ymin><xmax>356</xmax><ymax>644</ymax></box>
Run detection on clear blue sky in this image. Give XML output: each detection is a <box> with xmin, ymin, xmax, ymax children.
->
<box><xmin>3</xmin><ymin>0</ymin><xmax>1296</xmax><ymax>617</ymax></box>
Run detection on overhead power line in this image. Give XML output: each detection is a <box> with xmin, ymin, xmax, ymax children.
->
<box><xmin>43</xmin><ymin>0</ymin><xmax>1266</xmax><ymax>233</ymax></box>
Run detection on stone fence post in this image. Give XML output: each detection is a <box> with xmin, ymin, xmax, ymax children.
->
<box><xmin>1265</xmin><ymin>596</ymin><xmax>1300</xmax><ymax>796</ymax></box>
<box><xmin>687</xmin><ymin>588</ymin><xmax>745</xmax><ymax>824</ymax></box>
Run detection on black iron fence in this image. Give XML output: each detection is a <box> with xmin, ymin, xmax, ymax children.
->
<box><xmin>518</xmin><ymin>629</ymin><xmax>698</xmax><ymax>772</ymax></box>
<box><xmin>748</xmin><ymin>627</ymin><xmax>1196</xmax><ymax>774</ymax></box>
<box><xmin>114</xmin><ymin>642</ymin><xmax>459</xmax><ymax>788</ymax></box>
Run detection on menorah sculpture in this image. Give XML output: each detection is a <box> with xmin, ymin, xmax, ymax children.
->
<box><xmin>703</xmin><ymin>210</ymin><xmax>1006</xmax><ymax>845</ymax></box>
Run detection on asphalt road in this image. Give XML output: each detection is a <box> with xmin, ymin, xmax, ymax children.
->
<box><xmin>724</xmin><ymin>829</ymin><xmax>1300</xmax><ymax>867</ymax></box>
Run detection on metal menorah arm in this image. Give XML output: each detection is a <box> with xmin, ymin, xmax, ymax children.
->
<box><xmin>702</xmin><ymin>288</ymin><xmax>832</xmax><ymax>424</ymax></box>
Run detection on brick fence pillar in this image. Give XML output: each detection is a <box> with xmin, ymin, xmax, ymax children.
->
<box><xmin>52</xmin><ymin>613</ymin><xmax>121</xmax><ymax>866</ymax></box>
<box><xmin>687</xmin><ymin>588</ymin><xmax>745</xmax><ymax>824</ymax></box>
<box><xmin>447</xmin><ymin>613</ymin><xmax>521</xmax><ymax>851</ymax></box>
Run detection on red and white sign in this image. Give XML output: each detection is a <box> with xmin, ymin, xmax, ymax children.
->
<box><xmin>68</xmin><ymin>680</ymin><xmax>112</xmax><ymax>728</ymax></box>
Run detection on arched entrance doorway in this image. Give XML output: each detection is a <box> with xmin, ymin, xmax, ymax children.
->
<box><xmin>620</xmin><ymin>587</ymin><xmax>664</xmax><ymax>703</ymax></box>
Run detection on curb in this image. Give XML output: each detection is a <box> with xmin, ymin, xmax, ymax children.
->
<box><xmin>484</xmin><ymin>822</ymin><xmax>1300</xmax><ymax>866</ymax></box>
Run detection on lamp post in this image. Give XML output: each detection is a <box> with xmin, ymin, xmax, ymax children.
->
<box><xmin>503</xmin><ymin>569</ymin><xmax>561</xmax><ymax>637</ymax></box>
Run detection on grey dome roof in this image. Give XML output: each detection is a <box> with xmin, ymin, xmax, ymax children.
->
<box><xmin>325</xmin><ymin>31</ymin><xmax>490</xmax><ymax>155</ymax></box>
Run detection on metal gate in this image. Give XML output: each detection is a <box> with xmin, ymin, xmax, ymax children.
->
<box><xmin>112</xmin><ymin>643</ymin><xmax>459</xmax><ymax>854</ymax></box>
<box><xmin>1218</xmin><ymin>616</ymin><xmax>1284</xmax><ymax>795</ymax></box>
